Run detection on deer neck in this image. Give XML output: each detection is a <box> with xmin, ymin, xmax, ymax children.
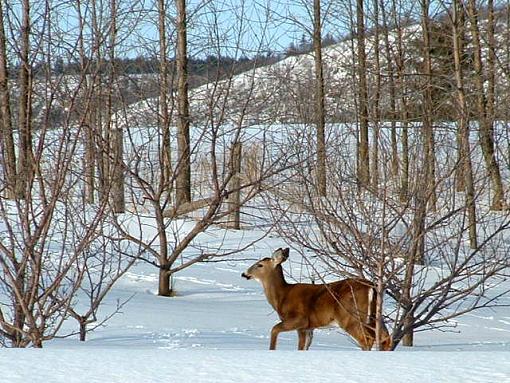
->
<box><xmin>261</xmin><ymin>268</ymin><xmax>289</xmax><ymax>313</ymax></box>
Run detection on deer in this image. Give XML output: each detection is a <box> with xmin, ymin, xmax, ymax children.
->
<box><xmin>241</xmin><ymin>247</ymin><xmax>392</xmax><ymax>351</ymax></box>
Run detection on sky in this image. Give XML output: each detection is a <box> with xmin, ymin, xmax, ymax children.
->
<box><xmin>3</xmin><ymin>0</ymin><xmax>346</xmax><ymax>60</ymax></box>
<box><xmin>2</xmin><ymin>0</ymin><xmax>442</xmax><ymax>61</ymax></box>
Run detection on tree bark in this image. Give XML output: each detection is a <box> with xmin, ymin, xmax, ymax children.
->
<box><xmin>421</xmin><ymin>0</ymin><xmax>437</xmax><ymax>212</ymax></box>
<box><xmin>371</xmin><ymin>0</ymin><xmax>381</xmax><ymax>189</ymax></box>
<box><xmin>401</xmin><ymin>312</ymin><xmax>414</xmax><ymax>347</ymax></box>
<box><xmin>91</xmin><ymin>0</ymin><xmax>107</xmax><ymax>203</ymax></box>
<box><xmin>0</xmin><ymin>0</ymin><xmax>16</xmax><ymax>199</ymax></box>
<box><xmin>466</xmin><ymin>0</ymin><xmax>505</xmax><ymax>211</ymax></box>
<box><xmin>391</xmin><ymin>0</ymin><xmax>409</xmax><ymax>202</ymax></box>
<box><xmin>111</xmin><ymin>124</ymin><xmax>125</xmax><ymax>213</ymax></box>
<box><xmin>227</xmin><ymin>142</ymin><xmax>242</xmax><ymax>229</ymax></box>
<box><xmin>313</xmin><ymin>0</ymin><xmax>327</xmax><ymax>197</ymax></box>
<box><xmin>452</xmin><ymin>0</ymin><xmax>477</xmax><ymax>249</ymax></box>
<box><xmin>16</xmin><ymin>0</ymin><xmax>33</xmax><ymax>200</ymax></box>
<box><xmin>158</xmin><ymin>0</ymin><xmax>173</xmax><ymax>195</ymax></box>
<box><xmin>108</xmin><ymin>0</ymin><xmax>125</xmax><ymax>213</ymax></box>
<box><xmin>175</xmin><ymin>0</ymin><xmax>192</xmax><ymax>206</ymax></box>
<box><xmin>402</xmin><ymin>173</ymin><xmax>427</xmax><ymax>346</ymax></box>
<box><xmin>79</xmin><ymin>319</ymin><xmax>87</xmax><ymax>342</ymax></box>
<box><xmin>380</xmin><ymin>1</ymin><xmax>399</xmax><ymax>185</ymax></box>
<box><xmin>356</xmin><ymin>0</ymin><xmax>370</xmax><ymax>188</ymax></box>
<box><xmin>77</xmin><ymin>0</ymin><xmax>95</xmax><ymax>204</ymax></box>
<box><xmin>158</xmin><ymin>268</ymin><xmax>173</xmax><ymax>297</ymax></box>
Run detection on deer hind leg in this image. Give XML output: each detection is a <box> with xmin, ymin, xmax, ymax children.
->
<box><xmin>297</xmin><ymin>329</ymin><xmax>314</xmax><ymax>350</ymax></box>
<box><xmin>270</xmin><ymin>319</ymin><xmax>307</xmax><ymax>350</ymax></box>
<box><xmin>297</xmin><ymin>329</ymin><xmax>307</xmax><ymax>350</ymax></box>
<box><xmin>305</xmin><ymin>329</ymin><xmax>314</xmax><ymax>350</ymax></box>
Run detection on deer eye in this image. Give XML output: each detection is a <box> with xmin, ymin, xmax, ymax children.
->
<box><xmin>257</xmin><ymin>264</ymin><xmax>263</xmax><ymax>268</ymax></box>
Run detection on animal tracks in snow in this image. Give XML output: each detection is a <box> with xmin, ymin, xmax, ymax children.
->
<box><xmin>123</xmin><ymin>272</ymin><xmax>246</xmax><ymax>292</ymax></box>
<box><xmin>175</xmin><ymin>276</ymin><xmax>245</xmax><ymax>291</ymax></box>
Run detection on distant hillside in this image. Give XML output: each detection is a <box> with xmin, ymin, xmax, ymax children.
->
<box><xmin>22</xmin><ymin>9</ymin><xmax>510</xmax><ymax>131</ymax></box>
<box><xmin>122</xmin><ymin>11</ymin><xmax>510</xmax><ymax>129</ymax></box>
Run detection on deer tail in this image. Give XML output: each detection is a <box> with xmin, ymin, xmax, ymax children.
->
<box><xmin>367</xmin><ymin>287</ymin><xmax>376</xmax><ymax>324</ymax></box>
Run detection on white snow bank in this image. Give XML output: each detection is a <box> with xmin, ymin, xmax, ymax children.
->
<box><xmin>1</xmin><ymin>350</ymin><xmax>508</xmax><ymax>383</ymax></box>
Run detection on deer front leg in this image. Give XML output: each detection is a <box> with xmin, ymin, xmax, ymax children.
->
<box><xmin>297</xmin><ymin>329</ymin><xmax>307</xmax><ymax>350</ymax></box>
<box><xmin>270</xmin><ymin>319</ymin><xmax>306</xmax><ymax>350</ymax></box>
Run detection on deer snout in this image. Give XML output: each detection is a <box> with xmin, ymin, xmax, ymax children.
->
<box><xmin>241</xmin><ymin>272</ymin><xmax>252</xmax><ymax>280</ymax></box>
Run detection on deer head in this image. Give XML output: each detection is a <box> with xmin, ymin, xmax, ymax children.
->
<box><xmin>241</xmin><ymin>248</ymin><xmax>289</xmax><ymax>281</ymax></box>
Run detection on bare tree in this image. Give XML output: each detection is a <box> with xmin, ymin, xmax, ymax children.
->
<box><xmin>175</xmin><ymin>0</ymin><xmax>192</xmax><ymax>206</ymax></box>
<box><xmin>76</xmin><ymin>0</ymin><xmax>96</xmax><ymax>205</ymax></box>
<box><xmin>0</xmin><ymin>0</ymin><xmax>136</xmax><ymax>348</ymax></box>
<box><xmin>369</xmin><ymin>0</ymin><xmax>381</xmax><ymax>189</ymax></box>
<box><xmin>380</xmin><ymin>0</ymin><xmax>399</xmax><ymax>187</ymax></box>
<box><xmin>466</xmin><ymin>0</ymin><xmax>506</xmax><ymax>211</ymax></box>
<box><xmin>0</xmin><ymin>0</ymin><xmax>16</xmax><ymax>200</ymax></box>
<box><xmin>420</xmin><ymin>0</ymin><xmax>437</xmax><ymax>212</ymax></box>
<box><xmin>391</xmin><ymin>0</ymin><xmax>410</xmax><ymax>202</ymax></box>
<box><xmin>356</xmin><ymin>0</ymin><xmax>370</xmax><ymax>188</ymax></box>
<box><xmin>67</xmin><ymin>224</ymin><xmax>137</xmax><ymax>341</ymax></box>
<box><xmin>158</xmin><ymin>0</ymin><xmax>174</xmax><ymax>196</ymax></box>
<box><xmin>109</xmin><ymin>0</ymin><xmax>125</xmax><ymax>214</ymax></box>
<box><xmin>452</xmin><ymin>0</ymin><xmax>478</xmax><ymax>249</ymax></box>
<box><xmin>313</xmin><ymin>0</ymin><xmax>327</xmax><ymax>196</ymax></box>
<box><xmin>16</xmin><ymin>0</ymin><xmax>34</xmax><ymax>200</ymax></box>
<box><xmin>106</xmin><ymin>0</ymin><xmax>296</xmax><ymax>297</ymax></box>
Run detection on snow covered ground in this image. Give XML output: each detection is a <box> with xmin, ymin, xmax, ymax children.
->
<box><xmin>3</xmin><ymin>350</ymin><xmax>509</xmax><ymax>383</ymax></box>
<box><xmin>1</xmin><ymin>227</ymin><xmax>509</xmax><ymax>382</ymax></box>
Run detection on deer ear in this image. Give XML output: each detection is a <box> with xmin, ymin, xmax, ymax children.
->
<box><xmin>272</xmin><ymin>248</ymin><xmax>289</xmax><ymax>266</ymax></box>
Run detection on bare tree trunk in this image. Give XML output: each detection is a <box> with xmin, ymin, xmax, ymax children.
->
<box><xmin>79</xmin><ymin>323</ymin><xmax>86</xmax><ymax>342</ymax></box>
<box><xmin>111</xmin><ymin>125</ymin><xmax>125</xmax><ymax>213</ymax></box>
<box><xmin>227</xmin><ymin>142</ymin><xmax>242</xmax><ymax>229</ymax></box>
<box><xmin>158</xmin><ymin>0</ymin><xmax>173</xmax><ymax>196</ymax></box>
<box><xmin>356</xmin><ymin>0</ymin><xmax>370</xmax><ymax>188</ymax></box>
<box><xmin>380</xmin><ymin>1</ymin><xmax>398</xmax><ymax>185</ymax></box>
<box><xmin>466</xmin><ymin>0</ymin><xmax>505</xmax><ymax>211</ymax></box>
<box><xmin>31</xmin><ymin>331</ymin><xmax>43</xmax><ymax>348</ymax></box>
<box><xmin>487</xmin><ymin>0</ymin><xmax>496</xmax><ymax>140</ymax></box>
<box><xmin>0</xmin><ymin>0</ymin><xmax>16</xmax><ymax>199</ymax></box>
<box><xmin>109</xmin><ymin>0</ymin><xmax>124</xmax><ymax>213</ymax></box>
<box><xmin>454</xmin><ymin>4</ymin><xmax>466</xmax><ymax>194</ymax></box>
<box><xmin>400</xmin><ymin>124</ymin><xmax>409</xmax><ymax>202</ymax></box>
<box><xmin>402</xmin><ymin>172</ymin><xmax>427</xmax><ymax>346</ymax></box>
<box><xmin>452</xmin><ymin>0</ymin><xmax>477</xmax><ymax>249</ymax></box>
<box><xmin>175</xmin><ymin>0</ymin><xmax>192</xmax><ymax>206</ymax></box>
<box><xmin>399</xmin><ymin>2</ymin><xmax>432</xmax><ymax>344</ymax></box>
<box><xmin>158</xmin><ymin>268</ymin><xmax>173</xmax><ymax>297</ymax></box>
<box><xmin>16</xmin><ymin>0</ymin><xmax>33</xmax><ymax>200</ymax></box>
<box><xmin>421</xmin><ymin>0</ymin><xmax>437</xmax><ymax>212</ymax></box>
<box><xmin>392</xmin><ymin>0</ymin><xmax>409</xmax><ymax>202</ymax></box>
<box><xmin>371</xmin><ymin>0</ymin><xmax>381</xmax><ymax>189</ymax></box>
<box><xmin>155</xmin><ymin>197</ymin><xmax>173</xmax><ymax>296</ymax></box>
<box><xmin>91</xmin><ymin>0</ymin><xmax>106</xmax><ymax>203</ymax></box>
<box><xmin>401</xmin><ymin>312</ymin><xmax>414</xmax><ymax>347</ymax></box>
<box><xmin>313</xmin><ymin>0</ymin><xmax>327</xmax><ymax>197</ymax></box>
<box><xmin>77</xmin><ymin>0</ymin><xmax>95</xmax><ymax>204</ymax></box>
<box><xmin>13</xmin><ymin>262</ymin><xmax>26</xmax><ymax>347</ymax></box>
<box><xmin>487</xmin><ymin>0</ymin><xmax>496</xmax><ymax>132</ymax></box>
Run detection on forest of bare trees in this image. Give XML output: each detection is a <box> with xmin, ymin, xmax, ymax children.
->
<box><xmin>1</xmin><ymin>0</ymin><xmax>509</xmax><ymax>349</ymax></box>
